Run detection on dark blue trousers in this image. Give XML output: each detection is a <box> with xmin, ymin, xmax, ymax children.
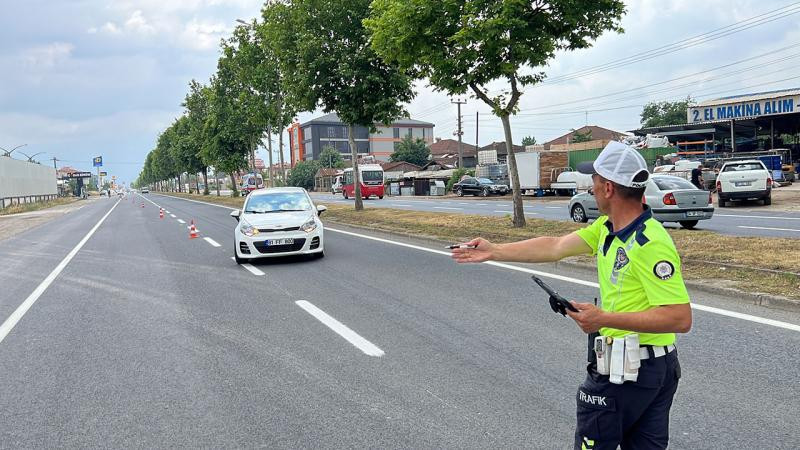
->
<box><xmin>574</xmin><ymin>349</ymin><xmax>681</xmax><ymax>450</ymax></box>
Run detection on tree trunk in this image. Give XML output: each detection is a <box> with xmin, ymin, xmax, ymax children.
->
<box><xmin>215</xmin><ymin>169</ymin><xmax>220</xmax><ymax>196</ymax></box>
<box><xmin>230</xmin><ymin>174</ymin><xmax>238</xmax><ymax>197</ymax></box>
<box><xmin>267</xmin><ymin>128</ymin><xmax>275</xmax><ymax>187</ymax></box>
<box><xmin>500</xmin><ymin>113</ymin><xmax>525</xmax><ymax>227</ymax></box>
<box><xmin>202</xmin><ymin>168</ymin><xmax>209</xmax><ymax>195</ymax></box>
<box><xmin>195</xmin><ymin>172</ymin><xmax>200</xmax><ymax>194</ymax></box>
<box><xmin>278</xmin><ymin>127</ymin><xmax>286</xmax><ymax>185</ymax></box>
<box><xmin>349</xmin><ymin>124</ymin><xmax>363</xmax><ymax>211</ymax></box>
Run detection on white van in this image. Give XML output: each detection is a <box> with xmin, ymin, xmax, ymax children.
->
<box><xmin>331</xmin><ymin>175</ymin><xmax>343</xmax><ymax>194</ymax></box>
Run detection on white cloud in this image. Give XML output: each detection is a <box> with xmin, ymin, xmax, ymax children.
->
<box><xmin>124</xmin><ymin>10</ymin><xmax>156</xmax><ymax>36</ymax></box>
<box><xmin>23</xmin><ymin>42</ymin><xmax>74</xmax><ymax>69</ymax></box>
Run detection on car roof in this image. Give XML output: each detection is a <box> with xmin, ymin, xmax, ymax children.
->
<box><xmin>721</xmin><ymin>159</ymin><xmax>763</xmax><ymax>165</ymax></box>
<box><xmin>248</xmin><ymin>187</ymin><xmax>306</xmax><ymax>196</ymax></box>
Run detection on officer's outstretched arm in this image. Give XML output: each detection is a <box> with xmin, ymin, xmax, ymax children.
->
<box><xmin>452</xmin><ymin>232</ymin><xmax>591</xmax><ymax>264</ymax></box>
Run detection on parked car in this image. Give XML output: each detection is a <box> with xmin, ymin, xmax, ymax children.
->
<box><xmin>230</xmin><ymin>187</ymin><xmax>326</xmax><ymax>263</ymax></box>
<box><xmin>568</xmin><ymin>174</ymin><xmax>714</xmax><ymax>229</ymax></box>
<box><xmin>453</xmin><ymin>177</ymin><xmax>509</xmax><ymax>197</ymax></box>
<box><xmin>715</xmin><ymin>159</ymin><xmax>772</xmax><ymax>207</ymax></box>
<box><xmin>141</xmin><ymin>188</ymin><xmax>149</xmax><ymax>194</ymax></box>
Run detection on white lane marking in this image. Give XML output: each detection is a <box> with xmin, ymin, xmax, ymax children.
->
<box><xmin>139</xmin><ymin>193</ymin><xmax>162</xmax><ymax>209</ymax></box>
<box><xmin>170</xmin><ymin>214</ymin><xmax>176</xmax><ymax>218</ymax></box>
<box><xmin>326</xmin><ymin>227</ymin><xmax>800</xmax><ymax>332</ymax></box>
<box><xmin>458</xmin><ymin>202</ymin><xmax>471</xmax><ymax>205</ymax></box>
<box><xmin>204</xmin><ymin>237</ymin><xmax>221</xmax><ymax>247</ymax></box>
<box><xmin>177</xmin><ymin>219</ymin><xmax>186</xmax><ymax>224</ymax></box>
<box><xmin>546</xmin><ymin>206</ymin><xmax>562</xmax><ymax>209</ymax></box>
<box><xmin>716</xmin><ymin>214</ymin><xmax>800</xmax><ymax>220</ymax></box>
<box><xmin>152</xmin><ymin>193</ymin><xmax>238</xmax><ymax>210</ymax></box>
<box><xmin>0</xmin><ymin>199</ymin><xmax>121</xmax><ymax>344</ymax></box>
<box><xmin>242</xmin><ymin>264</ymin><xmax>265</xmax><ymax>276</ymax></box>
<box><xmin>475</xmin><ymin>203</ymin><xmax>489</xmax><ymax>206</ymax></box>
<box><xmin>738</xmin><ymin>226</ymin><xmax>800</xmax><ymax>232</ymax></box>
<box><xmin>433</xmin><ymin>206</ymin><xmax>463</xmax><ymax>210</ymax></box>
<box><xmin>392</xmin><ymin>204</ymin><xmax>413</xmax><ymax>207</ymax></box>
<box><xmin>165</xmin><ymin>211</ymin><xmax>170</xmax><ymax>214</ymax></box>
<box><xmin>295</xmin><ymin>300</ymin><xmax>384</xmax><ymax>357</ymax></box>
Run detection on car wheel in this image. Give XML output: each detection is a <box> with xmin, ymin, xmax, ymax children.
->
<box><xmin>378</xmin><ymin>196</ymin><xmax>384</xmax><ymax>199</ymax></box>
<box><xmin>717</xmin><ymin>195</ymin><xmax>727</xmax><ymax>207</ymax></box>
<box><xmin>679</xmin><ymin>220</ymin><xmax>698</xmax><ymax>230</ymax></box>
<box><xmin>571</xmin><ymin>204</ymin><xmax>588</xmax><ymax>223</ymax></box>
<box><xmin>763</xmin><ymin>195</ymin><xmax>771</xmax><ymax>206</ymax></box>
<box><xmin>455</xmin><ymin>188</ymin><xmax>463</xmax><ymax>197</ymax></box>
<box><xmin>343</xmin><ymin>190</ymin><xmax>348</xmax><ymax>199</ymax></box>
<box><xmin>480</xmin><ymin>188</ymin><xmax>490</xmax><ymax>197</ymax></box>
<box><xmin>233</xmin><ymin>243</ymin><xmax>244</xmax><ymax>265</ymax></box>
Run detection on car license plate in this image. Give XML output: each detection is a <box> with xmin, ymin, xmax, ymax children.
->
<box><xmin>734</xmin><ymin>181</ymin><xmax>750</xmax><ymax>187</ymax></box>
<box><xmin>686</xmin><ymin>211</ymin><xmax>703</xmax><ymax>217</ymax></box>
<box><xmin>266</xmin><ymin>238</ymin><xmax>294</xmax><ymax>246</ymax></box>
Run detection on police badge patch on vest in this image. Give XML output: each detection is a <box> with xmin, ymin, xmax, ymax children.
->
<box><xmin>653</xmin><ymin>260</ymin><xmax>675</xmax><ymax>280</ymax></box>
<box><xmin>614</xmin><ymin>247</ymin><xmax>629</xmax><ymax>271</ymax></box>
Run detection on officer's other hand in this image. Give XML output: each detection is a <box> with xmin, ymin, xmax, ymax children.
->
<box><xmin>451</xmin><ymin>238</ymin><xmax>494</xmax><ymax>263</ymax></box>
<box><xmin>566</xmin><ymin>302</ymin><xmax>605</xmax><ymax>333</ymax></box>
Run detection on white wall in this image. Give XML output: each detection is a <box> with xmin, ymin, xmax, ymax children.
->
<box><xmin>0</xmin><ymin>157</ymin><xmax>57</xmax><ymax>198</ymax></box>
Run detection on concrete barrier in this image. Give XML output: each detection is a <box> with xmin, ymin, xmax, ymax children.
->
<box><xmin>0</xmin><ymin>157</ymin><xmax>58</xmax><ymax>208</ymax></box>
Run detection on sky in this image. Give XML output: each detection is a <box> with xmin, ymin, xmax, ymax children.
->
<box><xmin>1</xmin><ymin>0</ymin><xmax>799</xmax><ymax>185</ymax></box>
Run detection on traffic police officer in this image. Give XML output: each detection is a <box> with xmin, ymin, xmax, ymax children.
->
<box><xmin>451</xmin><ymin>141</ymin><xmax>692</xmax><ymax>449</ymax></box>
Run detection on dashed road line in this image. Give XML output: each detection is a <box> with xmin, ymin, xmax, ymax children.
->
<box><xmin>433</xmin><ymin>206</ymin><xmax>463</xmax><ymax>210</ymax></box>
<box><xmin>295</xmin><ymin>300</ymin><xmax>384</xmax><ymax>357</ymax></box>
<box><xmin>177</xmin><ymin>219</ymin><xmax>186</xmax><ymax>224</ymax></box>
<box><xmin>204</xmin><ymin>237</ymin><xmax>221</xmax><ymax>247</ymax></box>
<box><xmin>738</xmin><ymin>226</ymin><xmax>800</xmax><ymax>233</ymax></box>
<box><xmin>170</xmin><ymin>214</ymin><xmax>176</xmax><ymax>218</ymax></box>
<box><xmin>241</xmin><ymin>264</ymin><xmax>265</xmax><ymax>276</ymax></box>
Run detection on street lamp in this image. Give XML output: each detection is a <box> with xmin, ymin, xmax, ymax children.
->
<box><xmin>19</xmin><ymin>151</ymin><xmax>45</xmax><ymax>163</ymax></box>
<box><xmin>1</xmin><ymin>143</ymin><xmax>27</xmax><ymax>157</ymax></box>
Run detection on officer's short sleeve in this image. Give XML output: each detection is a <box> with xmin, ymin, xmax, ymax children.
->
<box><xmin>575</xmin><ymin>217</ymin><xmax>607</xmax><ymax>256</ymax></box>
<box><xmin>632</xmin><ymin>239</ymin><xmax>690</xmax><ymax>306</ymax></box>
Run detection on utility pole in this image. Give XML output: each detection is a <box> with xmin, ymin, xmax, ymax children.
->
<box><xmin>51</xmin><ymin>156</ymin><xmax>58</xmax><ymax>169</ymax></box>
<box><xmin>476</xmin><ymin>111</ymin><xmax>479</xmax><ymax>150</ymax></box>
<box><xmin>451</xmin><ymin>98</ymin><xmax>466</xmax><ymax>168</ymax></box>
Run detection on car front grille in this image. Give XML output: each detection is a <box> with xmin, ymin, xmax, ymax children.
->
<box><xmin>310</xmin><ymin>236</ymin><xmax>320</xmax><ymax>249</ymax></box>
<box><xmin>239</xmin><ymin>242</ymin><xmax>251</xmax><ymax>254</ymax></box>
<box><xmin>257</xmin><ymin>226</ymin><xmax>301</xmax><ymax>233</ymax></box>
<box><xmin>253</xmin><ymin>238</ymin><xmax>306</xmax><ymax>254</ymax></box>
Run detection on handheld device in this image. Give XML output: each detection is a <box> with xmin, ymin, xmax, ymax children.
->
<box><xmin>531</xmin><ymin>275</ymin><xmax>579</xmax><ymax>316</ymax></box>
<box><xmin>446</xmin><ymin>244</ymin><xmax>477</xmax><ymax>249</ymax></box>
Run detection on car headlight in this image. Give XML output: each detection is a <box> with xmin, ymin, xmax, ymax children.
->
<box><xmin>240</xmin><ymin>219</ymin><xmax>259</xmax><ymax>237</ymax></box>
<box><xmin>300</xmin><ymin>218</ymin><xmax>317</xmax><ymax>233</ymax></box>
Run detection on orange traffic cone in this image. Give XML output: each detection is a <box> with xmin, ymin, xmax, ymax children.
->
<box><xmin>189</xmin><ymin>220</ymin><xmax>199</xmax><ymax>239</ymax></box>
<box><xmin>159</xmin><ymin>208</ymin><xmax>164</xmax><ymax>219</ymax></box>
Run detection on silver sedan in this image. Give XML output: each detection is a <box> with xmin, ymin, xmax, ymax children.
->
<box><xmin>568</xmin><ymin>174</ymin><xmax>714</xmax><ymax>229</ymax></box>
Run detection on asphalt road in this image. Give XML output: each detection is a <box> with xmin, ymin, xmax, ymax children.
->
<box><xmin>0</xmin><ymin>192</ymin><xmax>798</xmax><ymax>448</ymax></box>
<box><xmin>310</xmin><ymin>192</ymin><xmax>800</xmax><ymax>239</ymax></box>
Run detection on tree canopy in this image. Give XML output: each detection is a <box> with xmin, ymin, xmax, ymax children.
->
<box><xmin>389</xmin><ymin>137</ymin><xmax>431</xmax><ymax>167</ymax></box>
<box><xmin>641</xmin><ymin>97</ymin><xmax>695</xmax><ymax>128</ymax></box>
<box><xmin>318</xmin><ymin>146</ymin><xmax>346</xmax><ymax>169</ymax></box>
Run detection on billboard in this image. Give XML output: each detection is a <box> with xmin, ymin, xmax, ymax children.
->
<box><xmin>688</xmin><ymin>94</ymin><xmax>798</xmax><ymax>123</ymax></box>
<box><xmin>93</xmin><ymin>156</ymin><xmax>103</xmax><ymax>167</ymax></box>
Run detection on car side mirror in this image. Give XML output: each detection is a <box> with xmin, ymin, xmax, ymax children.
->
<box><xmin>316</xmin><ymin>205</ymin><xmax>327</xmax><ymax>216</ymax></box>
<box><xmin>230</xmin><ymin>209</ymin><xmax>241</xmax><ymax>222</ymax></box>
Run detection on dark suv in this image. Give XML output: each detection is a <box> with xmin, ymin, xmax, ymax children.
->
<box><xmin>453</xmin><ymin>177</ymin><xmax>509</xmax><ymax>197</ymax></box>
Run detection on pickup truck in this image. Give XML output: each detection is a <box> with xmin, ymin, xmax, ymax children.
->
<box><xmin>715</xmin><ymin>160</ymin><xmax>771</xmax><ymax>207</ymax></box>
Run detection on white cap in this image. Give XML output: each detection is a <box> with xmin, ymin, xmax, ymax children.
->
<box><xmin>577</xmin><ymin>141</ymin><xmax>649</xmax><ymax>188</ymax></box>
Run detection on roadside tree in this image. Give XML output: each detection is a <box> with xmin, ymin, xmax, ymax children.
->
<box><xmin>319</xmin><ymin>146</ymin><xmax>346</xmax><ymax>169</ymax></box>
<box><xmin>366</xmin><ymin>0</ymin><xmax>625</xmax><ymax>227</ymax></box>
<box><xmin>390</xmin><ymin>136</ymin><xmax>431</xmax><ymax>167</ymax></box>
<box><xmin>641</xmin><ymin>96</ymin><xmax>695</xmax><ymax>128</ymax></box>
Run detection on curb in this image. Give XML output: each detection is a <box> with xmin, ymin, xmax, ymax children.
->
<box><xmin>325</xmin><ymin>219</ymin><xmax>800</xmax><ymax>314</ymax></box>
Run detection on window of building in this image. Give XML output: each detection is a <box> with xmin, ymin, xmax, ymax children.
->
<box><xmin>393</xmin><ymin>128</ymin><xmax>400</xmax><ymax>139</ymax></box>
<box><xmin>327</xmin><ymin>126</ymin><xmax>337</xmax><ymax>138</ymax></box>
<box><xmin>407</xmin><ymin>128</ymin><xmax>413</xmax><ymax>138</ymax></box>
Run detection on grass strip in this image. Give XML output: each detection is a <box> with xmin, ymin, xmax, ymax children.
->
<box><xmin>0</xmin><ymin>197</ymin><xmax>79</xmax><ymax>216</ymax></box>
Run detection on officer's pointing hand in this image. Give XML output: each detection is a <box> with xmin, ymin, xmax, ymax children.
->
<box><xmin>566</xmin><ymin>302</ymin><xmax>605</xmax><ymax>334</ymax></box>
<box><xmin>451</xmin><ymin>238</ymin><xmax>495</xmax><ymax>263</ymax></box>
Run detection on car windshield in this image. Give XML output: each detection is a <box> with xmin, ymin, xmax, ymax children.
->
<box><xmin>244</xmin><ymin>192</ymin><xmax>311</xmax><ymax>213</ymax></box>
<box><xmin>722</xmin><ymin>162</ymin><xmax>765</xmax><ymax>172</ymax></box>
<box><xmin>477</xmin><ymin>178</ymin><xmax>493</xmax><ymax>184</ymax></box>
<box><xmin>653</xmin><ymin>177</ymin><xmax>696</xmax><ymax>191</ymax></box>
<box><xmin>362</xmin><ymin>170</ymin><xmax>383</xmax><ymax>182</ymax></box>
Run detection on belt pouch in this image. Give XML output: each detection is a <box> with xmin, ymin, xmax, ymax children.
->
<box><xmin>609</xmin><ymin>337</ymin><xmax>625</xmax><ymax>384</ymax></box>
<box><xmin>594</xmin><ymin>335</ymin><xmax>610</xmax><ymax>375</ymax></box>
<box><xmin>623</xmin><ymin>334</ymin><xmax>641</xmax><ymax>382</ymax></box>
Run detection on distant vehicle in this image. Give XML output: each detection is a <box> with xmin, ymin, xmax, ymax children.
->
<box><xmin>331</xmin><ymin>175</ymin><xmax>343</xmax><ymax>194</ymax></box>
<box><xmin>230</xmin><ymin>187</ymin><xmax>326</xmax><ymax>263</ymax></box>
<box><xmin>343</xmin><ymin>164</ymin><xmax>384</xmax><ymax>199</ymax></box>
<box><xmin>715</xmin><ymin>160</ymin><xmax>771</xmax><ymax>207</ymax></box>
<box><xmin>453</xmin><ymin>177</ymin><xmax>509</xmax><ymax>197</ymax></box>
<box><xmin>240</xmin><ymin>173</ymin><xmax>265</xmax><ymax>196</ymax></box>
<box><xmin>141</xmin><ymin>188</ymin><xmax>149</xmax><ymax>194</ymax></box>
<box><xmin>568</xmin><ymin>174</ymin><xmax>714</xmax><ymax>229</ymax></box>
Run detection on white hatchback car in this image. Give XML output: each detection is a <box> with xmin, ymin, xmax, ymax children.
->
<box><xmin>231</xmin><ymin>187</ymin><xmax>326</xmax><ymax>263</ymax></box>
